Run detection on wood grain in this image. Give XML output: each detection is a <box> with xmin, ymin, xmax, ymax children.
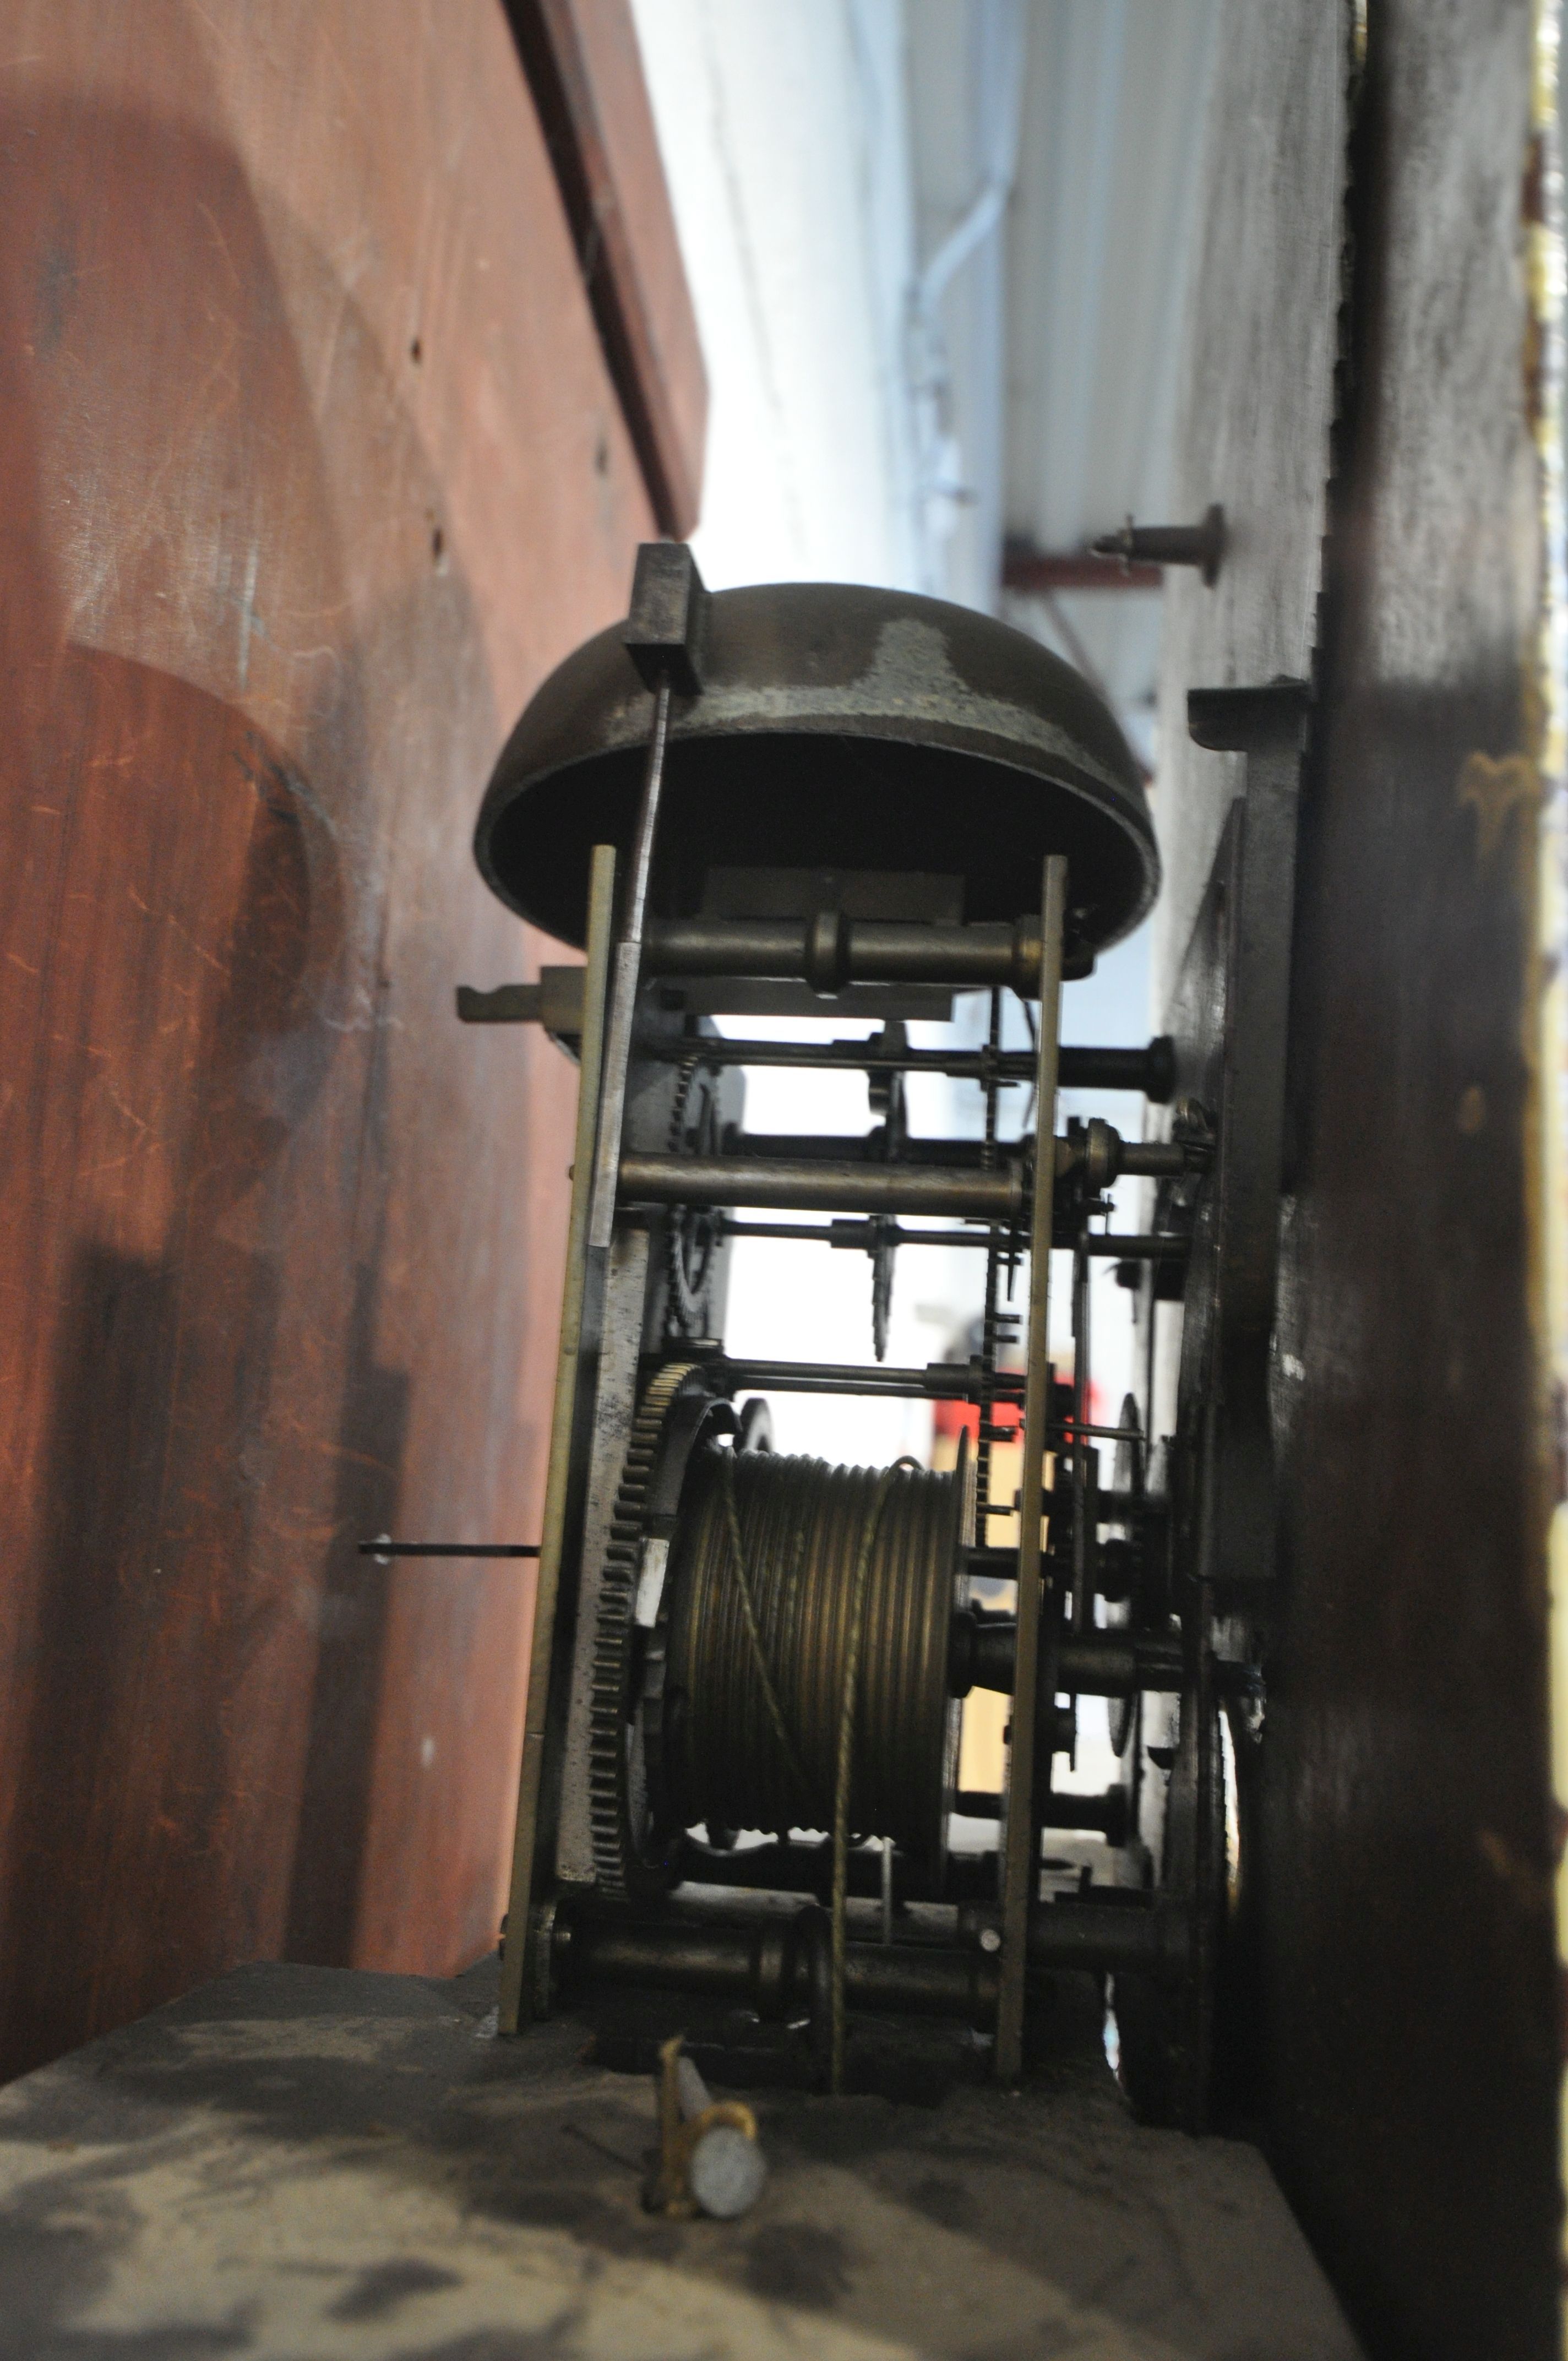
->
<box><xmin>507</xmin><ymin>0</ymin><xmax>709</xmax><ymax>537</ymax></box>
<box><xmin>0</xmin><ymin>0</ymin><xmax>668</xmax><ymax>2080</ymax></box>
<box><xmin>1159</xmin><ymin>4</ymin><xmax>1560</xmax><ymax>2352</ymax></box>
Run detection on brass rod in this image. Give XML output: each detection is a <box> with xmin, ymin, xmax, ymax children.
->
<box><xmin>499</xmin><ymin>842</ymin><xmax>618</xmax><ymax>2036</ymax></box>
<box><xmin>715</xmin><ymin>1357</ymin><xmax>1019</xmax><ymax>1399</ymax></box>
<box><xmin>638</xmin><ymin>1034</ymin><xmax>1172</xmax><ymax>1098</ymax></box>
<box><xmin>619</xmin><ymin>1153</ymin><xmax>1021</xmax><ymax>1221</ymax></box>
<box><xmin>995</xmin><ymin>854</ymin><xmax>1066</xmax><ymax>2083</ymax></box>
<box><xmin>718</xmin><ymin>1220</ymin><xmax>1183</xmax><ymax>1259</ymax></box>
<box><xmin>646</xmin><ymin>1035</ymin><xmax>1039</xmax><ymax>1080</ymax></box>
<box><xmin>644</xmin><ymin>911</ymin><xmax>1039</xmax><ymax>993</ymax></box>
<box><xmin>721</xmin><ymin>1218</ymin><xmax>1001</xmax><ymax>1249</ymax></box>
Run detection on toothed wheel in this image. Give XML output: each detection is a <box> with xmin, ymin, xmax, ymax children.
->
<box><xmin>666</xmin><ymin>1054</ymin><xmax>722</xmax><ymax>1340</ymax></box>
<box><xmin>586</xmin><ymin>1360</ymin><xmax>717</xmax><ymax>1897</ymax></box>
<box><xmin>1107</xmin><ymin>1394</ymin><xmax>1145</xmax><ymax>1758</ymax></box>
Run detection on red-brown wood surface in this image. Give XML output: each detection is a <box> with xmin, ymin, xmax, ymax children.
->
<box><xmin>0</xmin><ymin>0</ymin><xmax>666</xmax><ymax>2080</ymax></box>
<box><xmin>506</xmin><ymin>0</ymin><xmax>707</xmax><ymax>537</ymax></box>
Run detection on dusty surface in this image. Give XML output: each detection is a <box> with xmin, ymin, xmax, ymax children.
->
<box><xmin>0</xmin><ymin>1957</ymin><xmax>1361</xmax><ymax>2359</ymax></box>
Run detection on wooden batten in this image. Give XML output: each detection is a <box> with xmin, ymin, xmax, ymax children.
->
<box><xmin>507</xmin><ymin>0</ymin><xmax>709</xmax><ymax>540</ymax></box>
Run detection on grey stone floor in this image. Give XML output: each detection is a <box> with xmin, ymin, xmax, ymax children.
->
<box><xmin>0</xmin><ymin>1954</ymin><xmax>1363</xmax><ymax>2359</ymax></box>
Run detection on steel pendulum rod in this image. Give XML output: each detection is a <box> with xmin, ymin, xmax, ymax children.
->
<box><xmin>587</xmin><ymin>676</ymin><xmax>672</xmax><ymax>1255</ymax></box>
<box><xmin>995</xmin><ymin>853</ymin><xmax>1066</xmax><ymax>2085</ymax></box>
<box><xmin>584</xmin><ymin>543</ymin><xmax>709</xmax><ymax>1258</ymax></box>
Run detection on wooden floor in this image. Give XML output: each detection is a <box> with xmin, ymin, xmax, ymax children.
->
<box><xmin>0</xmin><ymin>1957</ymin><xmax>1362</xmax><ymax>2359</ymax></box>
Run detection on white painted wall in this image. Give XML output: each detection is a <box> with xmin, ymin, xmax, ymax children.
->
<box><xmin>630</xmin><ymin>0</ymin><xmax>924</xmax><ymax>596</ymax></box>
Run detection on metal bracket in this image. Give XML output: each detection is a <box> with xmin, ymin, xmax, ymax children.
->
<box><xmin>623</xmin><ymin>540</ymin><xmax>709</xmax><ymax>695</ymax></box>
<box><xmin>1182</xmin><ymin>679</ymin><xmax>1310</xmax><ymax>1596</ymax></box>
<box><xmin>455</xmin><ymin>967</ymin><xmax>585</xmax><ymax>1047</ymax></box>
<box><xmin>1092</xmin><ymin>504</ymin><xmax>1226</xmax><ymax>586</ymax></box>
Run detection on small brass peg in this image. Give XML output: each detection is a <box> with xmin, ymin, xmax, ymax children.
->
<box><xmin>645</xmin><ymin>2034</ymin><xmax>768</xmax><ymax>2220</ymax></box>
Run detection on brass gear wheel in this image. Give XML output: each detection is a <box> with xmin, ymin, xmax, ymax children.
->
<box><xmin>586</xmin><ymin>1359</ymin><xmax>707</xmax><ymax>1897</ymax></box>
<box><xmin>665</xmin><ymin>1053</ymin><xmax>722</xmax><ymax>1340</ymax></box>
